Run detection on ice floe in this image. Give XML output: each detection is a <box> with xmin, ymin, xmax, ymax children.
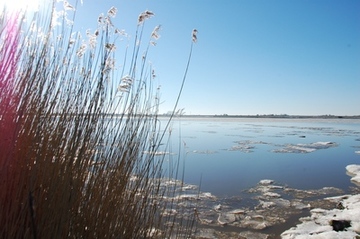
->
<box><xmin>228</xmin><ymin>140</ymin><xmax>268</xmax><ymax>153</ymax></box>
<box><xmin>226</xmin><ymin>140</ymin><xmax>339</xmax><ymax>154</ymax></box>
<box><xmin>192</xmin><ymin>150</ymin><xmax>218</xmax><ymax>154</ymax></box>
<box><xmin>259</xmin><ymin>179</ymin><xmax>274</xmax><ymax>185</ymax></box>
<box><xmin>346</xmin><ymin>164</ymin><xmax>360</xmax><ymax>186</ymax></box>
<box><xmin>143</xmin><ymin>150</ymin><xmax>172</xmax><ymax>156</ymax></box>
<box><xmin>273</xmin><ymin>141</ymin><xmax>338</xmax><ymax>153</ymax></box>
<box><xmin>162</xmin><ymin>178</ymin><xmax>346</xmax><ymax>238</ymax></box>
<box><xmin>155</xmin><ymin>163</ymin><xmax>360</xmax><ymax>238</ymax></box>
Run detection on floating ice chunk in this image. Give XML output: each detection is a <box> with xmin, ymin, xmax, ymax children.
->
<box><xmin>273</xmin><ymin>142</ymin><xmax>338</xmax><ymax>153</ymax></box>
<box><xmin>178</xmin><ymin>192</ymin><xmax>216</xmax><ymax>201</ymax></box>
<box><xmin>228</xmin><ymin>209</ymin><xmax>245</xmax><ymax>215</ymax></box>
<box><xmin>242</xmin><ymin>219</ymin><xmax>268</xmax><ymax>230</ymax></box>
<box><xmin>195</xmin><ymin>228</ymin><xmax>217</xmax><ymax>238</ymax></box>
<box><xmin>192</xmin><ymin>150</ymin><xmax>218</xmax><ymax>154</ymax></box>
<box><xmin>202</xmin><ymin>192</ymin><xmax>216</xmax><ymax>199</ymax></box>
<box><xmin>273</xmin><ymin>198</ymin><xmax>291</xmax><ymax>208</ymax></box>
<box><xmin>181</xmin><ymin>184</ymin><xmax>198</xmax><ymax>191</ymax></box>
<box><xmin>291</xmin><ymin>146</ymin><xmax>316</xmax><ymax>153</ymax></box>
<box><xmin>258</xmin><ymin>200</ymin><xmax>276</xmax><ymax>209</ymax></box>
<box><xmin>325</xmin><ymin>195</ymin><xmax>351</xmax><ymax>203</ymax></box>
<box><xmin>178</xmin><ymin>194</ymin><xmax>198</xmax><ymax>200</ymax></box>
<box><xmin>291</xmin><ymin>200</ymin><xmax>311</xmax><ymax>210</ymax></box>
<box><xmin>143</xmin><ymin>150</ymin><xmax>171</xmax><ymax>156</ymax></box>
<box><xmin>346</xmin><ymin>164</ymin><xmax>360</xmax><ymax>186</ymax></box>
<box><xmin>346</xmin><ymin>164</ymin><xmax>360</xmax><ymax>176</ymax></box>
<box><xmin>263</xmin><ymin>192</ymin><xmax>281</xmax><ymax>198</ymax></box>
<box><xmin>217</xmin><ymin>213</ymin><xmax>236</xmax><ymax>225</ymax></box>
<box><xmin>355</xmin><ymin>151</ymin><xmax>360</xmax><ymax>155</ymax></box>
<box><xmin>259</xmin><ymin>179</ymin><xmax>274</xmax><ymax>185</ymax></box>
<box><xmin>214</xmin><ymin>204</ymin><xmax>222</xmax><ymax>211</ymax></box>
<box><xmin>229</xmin><ymin>145</ymin><xmax>254</xmax><ymax>153</ymax></box>
<box><xmin>229</xmin><ymin>140</ymin><xmax>268</xmax><ymax>153</ymax></box>
<box><xmin>162</xmin><ymin>208</ymin><xmax>177</xmax><ymax>216</ymax></box>
<box><xmin>239</xmin><ymin>231</ymin><xmax>270</xmax><ymax>239</ymax></box>
<box><xmin>314</xmin><ymin>141</ymin><xmax>335</xmax><ymax>146</ymax></box>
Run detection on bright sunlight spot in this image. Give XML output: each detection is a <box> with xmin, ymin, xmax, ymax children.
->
<box><xmin>0</xmin><ymin>0</ymin><xmax>41</xmax><ymax>12</ymax></box>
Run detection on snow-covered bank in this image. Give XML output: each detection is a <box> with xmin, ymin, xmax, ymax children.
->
<box><xmin>281</xmin><ymin>164</ymin><xmax>360</xmax><ymax>239</ymax></box>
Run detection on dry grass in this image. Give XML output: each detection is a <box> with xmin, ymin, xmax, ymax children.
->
<box><xmin>0</xmin><ymin>1</ymin><xmax>196</xmax><ymax>238</ymax></box>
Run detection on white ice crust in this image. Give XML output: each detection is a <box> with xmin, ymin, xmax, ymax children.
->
<box><xmin>346</xmin><ymin>164</ymin><xmax>360</xmax><ymax>186</ymax></box>
<box><xmin>281</xmin><ymin>164</ymin><xmax>360</xmax><ymax>238</ymax></box>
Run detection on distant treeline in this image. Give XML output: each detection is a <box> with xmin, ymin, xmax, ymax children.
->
<box><xmin>48</xmin><ymin>113</ymin><xmax>360</xmax><ymax>119</ymax></box>
<box><xmin>165</xmin><ymin>114</ymin><xmax>360</xmax><ymax>119</ymax></box>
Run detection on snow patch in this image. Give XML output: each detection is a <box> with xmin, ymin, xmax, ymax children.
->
<box><xmin>281</xmin><ymin>165</ymin><xmax>360</xmax><ymax>238</ymax></box>
<box><xmin>281</xmin><ymin>194</ymin><xmax>360</xmax><ymax>238</ymax></box>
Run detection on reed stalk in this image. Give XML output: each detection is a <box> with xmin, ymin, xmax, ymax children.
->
<box><xmin>0</xmin><ymin>1</ymin><xmax>196</xmax><ymax>238</ymax></box>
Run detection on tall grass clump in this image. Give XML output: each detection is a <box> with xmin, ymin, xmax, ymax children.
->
<box><xmin>0</xmin><ymin>1</ymin><xmax>197</xmax><ymax>238</ymax></box>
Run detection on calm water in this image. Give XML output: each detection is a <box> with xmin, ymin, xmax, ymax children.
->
<box><xmin>161</xmin><ymin>117</ymin><xmax>360</xmax><ymax>197</ymax></box>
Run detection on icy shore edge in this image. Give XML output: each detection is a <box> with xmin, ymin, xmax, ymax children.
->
<box><xmin>281</xmin><ymin>164</ymin><xmax>360</xmax><ymax>239</ymax></box>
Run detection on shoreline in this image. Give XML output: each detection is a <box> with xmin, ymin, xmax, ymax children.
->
<box><xmin>280</xmin><ymin>163</ymin><xmax>360</xmax><ymax>238</ymax></box>
<box><xmin>188</xmin><ymin>164</ymin><xmax>360</xmax><ymax>238</ymax></box>
<box><xmin>159</xmin><ymin>114</ymin><xmax>360</xmax><ymax>120</ymax></box>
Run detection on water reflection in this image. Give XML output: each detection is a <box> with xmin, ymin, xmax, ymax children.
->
<box><xmin>161</xmin><ymin>117</ymin><xmax>360</xmax><ymax>197</ymax></box>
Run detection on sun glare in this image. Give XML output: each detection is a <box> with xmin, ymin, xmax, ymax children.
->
<box><xmin>0</xmin><ymin>0</ymin><xmax>41</xmax><ymax>13</ymax></box>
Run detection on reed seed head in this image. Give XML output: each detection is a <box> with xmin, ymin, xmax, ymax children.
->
<box><xmin>63</xmin><ymin>0</ymin><xmax>75</xmax><ymax>11</ymax></box>
<box><xmin>192</xmin><ymin>29</ymin><xmax>198</xmax><ymax>43</ymax></box>
<box><xmin>138</xmin><ymin>10</ymin><xmax>154</xmax><ymax>25</ymax></box>
<box><xmin>107</xmin><ymin>6</ymin><xmax>117</xmax><ymax>18</ymax></box>
<box><xmin>151</xmin><ymin>25</ymin><xmax>161</xmax><ymax>40</ymax></box>
<box><xmin>105</xmin><ymin>43</ymin><xmax>116</xmax><ymax>52</ymax></box>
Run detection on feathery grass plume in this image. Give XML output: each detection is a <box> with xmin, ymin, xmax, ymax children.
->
<box><xmin>0</xmin><ymin>1</ymin><xmax>197</xmax><ymax>238</ymax></box>
<box><xmin>138</xmin><ymin>10</ymin><xmax>155</xmax><ymax>25</ymax></box>
<box><xmin>63</xmin><ymin>0</ymin><xmax>75</xmax><ymax>11</ymax></box>
<box><xmin>192</xmin><ymin>29</ymin><xmax>198</xmax><ymax>43</ymax></box>
<box><xmin>107</xmin><ymin>6</ymin><xmax>117</xmax><ymax>18</ymax></box>
<box><xmin>151</xmin><ymin>25</ymin><xmax>161</xmax><ymax>40</ymax></box>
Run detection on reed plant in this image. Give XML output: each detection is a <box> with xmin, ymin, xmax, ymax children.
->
<box><xmin>0</xmin><ymin>1</ymin><xmax>197</xmax><ymax>238</ymax></box>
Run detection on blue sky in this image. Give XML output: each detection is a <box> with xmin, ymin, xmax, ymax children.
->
<box><xmin>7</xmin><ymin>0</ymin><xmax>360</xmax><ymax>116</ymax></box>
<box><xmin>135</xmin><ymin>0</ymin><xmax>360</xmax><ymax>116</ymax></box>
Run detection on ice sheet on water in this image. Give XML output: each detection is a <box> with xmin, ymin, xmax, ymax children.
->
<box><xmin>155</xmin><ymin>174</ymin><xmax>355</xmax><ymax>239</ymax></box>
<box><xmin>346</xmin><ymin>164</ymin><xmax>360</xmax><ymax>186</ymax></box>
<box><xmin>272</xmin><ymin>141</ymin><xmax>338</xmax><ymax>153</ymax></box>
<box><xmin>192</xmin><ymin>150</ymin><xmax>218</xmax><ymax>154</ymax></box>
<box><xmin>259</xmin><ymin>179</ymin><xmax>274</xmax><ymax>185</ymax></box>
<box><xmin>227</xmin><ymin>140</ymin><xmax>338</xmax><ymax>154</ymax></box>
<box><xmin>228</xmin><ymin>140</ymin><xmax>268</xmax><ymax>153</ymax></box>
<box><xmin>202</xmin><ymin>130</ymin><xmax>217</xmax><ymax>134</ymax></box>
<box><xmin>143</xmin><ymin>150</ymin><xmax>173</xmax><ymax>156</ymax></box>
<box><xmin>156</xmin><ymin>164</ymin><xmax>360</xmax><ymax>238</ymax></box>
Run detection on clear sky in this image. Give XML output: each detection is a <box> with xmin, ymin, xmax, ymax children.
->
<box><xmin>5</xmin><ymin>0</ymin><xmax>360</xmax><ymax>116</ymax></box>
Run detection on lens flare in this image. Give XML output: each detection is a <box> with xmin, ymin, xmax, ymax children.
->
<box><xmin>0</xmin><ymin>0</ymin><xmax>41</xmax><ymax>13</ymax></box>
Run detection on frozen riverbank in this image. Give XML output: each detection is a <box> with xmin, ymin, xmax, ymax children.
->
<box><xmin>280</xmin><ymin>164</ymin><xmax>360</xmax><ymax>239</ymax></box>
<box><xmin>159</xmin><ymin>162</ymin><xmax>360</xmax><ymax>239</ymax></box>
